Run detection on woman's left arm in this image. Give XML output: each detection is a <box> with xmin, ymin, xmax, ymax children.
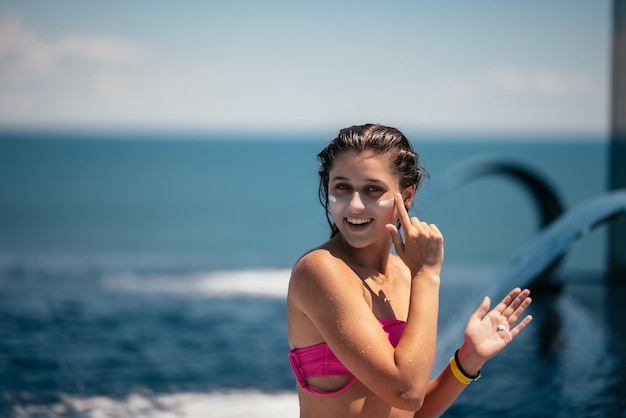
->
<box><xmin>413</xmin><ymin>287</ymin><xmax>533</xmax><ymax>418</ymax></box>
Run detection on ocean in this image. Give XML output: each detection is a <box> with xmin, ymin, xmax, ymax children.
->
<box><xmin>1</xmin><ymin>130</ymin><xmax>624</xmax><ymax>417</ymax></box>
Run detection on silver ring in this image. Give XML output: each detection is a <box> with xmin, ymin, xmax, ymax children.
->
<box><xmin>497</xmin><ymin>324</ymin><xmax>507</xmax><ymax>332</ymax></box>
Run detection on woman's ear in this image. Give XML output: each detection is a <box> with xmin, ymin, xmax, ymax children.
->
<box><xmin>402</xmin><ymin>185</ymin><xmax>417</xmax><ymax>209</ymax></box>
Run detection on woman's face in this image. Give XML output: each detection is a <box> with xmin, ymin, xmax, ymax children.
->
<box><xmin>327</xmin><ymin>150</ymin><xmax>408</xmax><ymax>248</ymax></box>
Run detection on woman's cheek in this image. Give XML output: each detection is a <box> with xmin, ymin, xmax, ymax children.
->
<box><xmin>328</xmin><ymin>195</ymin><xmax>343</xmax><ymax>224</ymax></box>
<box><xmin>379</xmin><ymin>204</ymin><xmax>398</xmax><ymax>224</ymax></box>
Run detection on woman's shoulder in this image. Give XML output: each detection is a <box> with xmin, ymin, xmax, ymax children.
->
<box><xmin>288</xmin><ymin>245</ymin><xmax>364</xmax><ymax>323</ymax></box>
<box><xmin>289</xmin><ymin>246</ymin><xmax>360</xmax><ymax>296</ymax></box>
<box><xmin>291</xmin><ymin>246</ymin><xmax>345</xmax><ymax>280</ymax></box>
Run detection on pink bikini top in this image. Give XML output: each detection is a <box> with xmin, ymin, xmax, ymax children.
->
<box><xmin>288</xmin><ymin>318</ymin><xmax>406</xmax><ymax>396</ymax></box>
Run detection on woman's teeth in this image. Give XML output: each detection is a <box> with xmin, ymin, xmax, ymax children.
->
<box><xmin>347</xmin><ymin>218</ymin><xmax>372</xmax><ymax>225</ymax></box>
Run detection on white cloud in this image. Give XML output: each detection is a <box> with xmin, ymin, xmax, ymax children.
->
<box><xmin>0</xmin><ymin>14</ymin><xmax>607</xmax><ymax>135</ymax></box>
<box><xmin>489</xmin><ymin>67</ymin><xmax>592</xmax><ymax>95</ymax></box>
<box><xmin>0</xmin><ymin>16</ymin><xmax>146</xmax><ymax>79</ymax></box>
<box><xmin>439</xmin><ymin>75</ymin><xmax>476</xmax><ymax>102</ymax></box>
<box><xmin>0</xmin><ymin>15</ymin><xmax>152</xmax><ymax>126</ymax></box>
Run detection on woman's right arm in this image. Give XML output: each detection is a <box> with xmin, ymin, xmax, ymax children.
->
<box><xmin>289</xmin><ymin>253</ymin><xmax>439</xmax><ymax>411</ymax></box>
<box><xmin>385</xmin><ymin>192</ymin><xmax>444</xmax><ymax>409</ymax></box>
<box><xmin>289</xmin><ymin>193</ymin><xmax>444</xmax><ymax>411</ymax></box>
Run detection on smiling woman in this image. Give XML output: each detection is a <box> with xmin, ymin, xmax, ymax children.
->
<box><xmin>286</xmin><ymin>124</ymin><xmax>533</xmax><ymax>418</ymax></box>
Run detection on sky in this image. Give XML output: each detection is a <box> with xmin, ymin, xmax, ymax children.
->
<box><xmin>0</xmin><ymin>0</ymin><xmax>613</xmax><ymax>137</ymax></box>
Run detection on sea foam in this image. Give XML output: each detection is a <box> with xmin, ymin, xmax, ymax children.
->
<box><xmin>13</xmin><ymin>390</ymin><xmax>299</xmax><ymax>418</ymax></box>
<box><xmin>101</xmin><ymin>269</ymin><xmax>291</xmax><ymax>299</ymax></box>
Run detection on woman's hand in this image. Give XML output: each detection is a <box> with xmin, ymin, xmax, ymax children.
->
<box><xmin>386</xmin><ymin>193</ymin><xmax>444</xmax><ymax>278</ymax></box>
<box><xmin>457</xmin><ymin>288</ymin><xmax>533</xmax><ymax>374</ymax></box>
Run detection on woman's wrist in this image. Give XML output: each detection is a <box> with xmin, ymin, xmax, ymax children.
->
<box><xmin>449</xmin><ymin>350</ymin><xmax>481</xmax><ymax>384</ymax></box>
<box><xmin>456</xmin><ymin>344</ymin><xmax>486</xmax><ymax>376</ymax></box>
<box><xmin>411</xmin><ymin>268</ymin><xmax>441</xmax><ymax>285</ymax></box>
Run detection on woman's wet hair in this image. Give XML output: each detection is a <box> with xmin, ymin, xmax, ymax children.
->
<box><xmin>317</xmin><ymin>124</ymin><xmax>428</xmax><ymax>237</ymax></box>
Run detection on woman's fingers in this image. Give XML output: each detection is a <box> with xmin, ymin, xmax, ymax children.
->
<box><xmin>471</xmin><ymin>296</ymin><xmax>491</xmax><ymax>320</ymax></box>
<box><xmin>394</xmin><ymin>193</ymin><xmax>412</xmax><ymax>230</ymax></box>
<box><xmin>493</xmin><ymin>288</ymin><xmax>527</xmax><ymax>315</ymax></box>
<box><xmin>510</xmin><ymin>314</ymin><xmax>533</xmax><ymax>339</ymax></box>
<box><xmin>506</xmin><ymin>292</ymin><xmax>533</xmax><ymax>330</ymax></box>
<box><xmin>489</xmin><ymin>288</ymin><xmax>533</xmax><ymax>339</ymax></box>
<box><xmin>502</xmin><ymin>289</ymin><xmax>531</xmax><ymax>319</ymax></box>
<box><xmin>389</xmin><ymin>192</ymin><xmax>444</xmax><ymax>275</ymax></box>
<box><xmin>385</xmin><ymin>193</ymin><xmax>416</xmax><ymax>256</ymax></box>
<box><xmin>385</xmin><ymin>223</ymin><xmax>404</xmax><ymax>254</ymax></box>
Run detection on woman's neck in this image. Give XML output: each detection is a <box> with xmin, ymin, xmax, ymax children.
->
<box><xmin>334</xmin><ymin>234</ymin><xmax>392</xmax><ymax>275</ymax></box>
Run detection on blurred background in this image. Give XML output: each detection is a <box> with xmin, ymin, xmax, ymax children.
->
<box><xmin>1</xmin><ymin>1</ymin><xmax>624</xmax><ymax>417</ymax></box>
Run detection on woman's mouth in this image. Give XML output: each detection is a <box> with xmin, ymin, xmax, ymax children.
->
<box><xmin>346</xmin><ymin>217</ymin><xmax>373</xmax><ymax>226</ymax></box>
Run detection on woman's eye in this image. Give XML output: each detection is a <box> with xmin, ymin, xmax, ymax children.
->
<box><xmin>332</xmin><ymin>184</ymin><xmax>350</xmax><ymax>194</ymax></box>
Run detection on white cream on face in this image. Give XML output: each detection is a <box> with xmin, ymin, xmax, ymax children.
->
<box><xmin>378</xmin><ymin>198</ymin><xmax>394</xmax><ymax>208</ymax></box>
<box><xmin>329</xmin><ymin>195</ymin><xmax>337</xmax><ymax>203</ymax></box>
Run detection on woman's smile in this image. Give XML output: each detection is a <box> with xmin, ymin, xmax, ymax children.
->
<box><xmin>346</xmin><ymin>217</ymin><xmax>373</xmax><ymax>226</ymax></box>
<box><xmin>344</xmin><ymin>216</ymin><xmax>375</xmax><ymax>231</ymax></box>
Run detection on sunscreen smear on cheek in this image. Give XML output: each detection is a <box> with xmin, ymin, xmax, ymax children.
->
<box><xmin>329</xmin><ymin>195</ymin><xmax>337</xmax><ymax>203</ymax></box>
<box><xmin>378</xmin><ymin>198</ymin><xmax>394</xmax><ymax>207</ymax></box>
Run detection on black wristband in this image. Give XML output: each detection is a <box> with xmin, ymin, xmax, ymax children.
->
<box><xmin>454</xmin><ymin>349</ymin><xmax>481</xmax><ymax>380</ymax></box>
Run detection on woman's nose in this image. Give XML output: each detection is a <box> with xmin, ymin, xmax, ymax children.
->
<box><xmin>349</xmin><ymin>192</ymin><xmax>365</xmax><ymax>210</ymax></box>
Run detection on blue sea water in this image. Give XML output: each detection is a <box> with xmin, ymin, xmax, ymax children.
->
<box><xmin>0</xmin><ymin>130</ymin><xmax>625</xmax><ymax>417</ymax></box>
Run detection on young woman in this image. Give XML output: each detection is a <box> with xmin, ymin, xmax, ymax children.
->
<box><xmin>287</xmin><ymin>124</ymin><xmax>533</xmax><ymax>418</ymax></box>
